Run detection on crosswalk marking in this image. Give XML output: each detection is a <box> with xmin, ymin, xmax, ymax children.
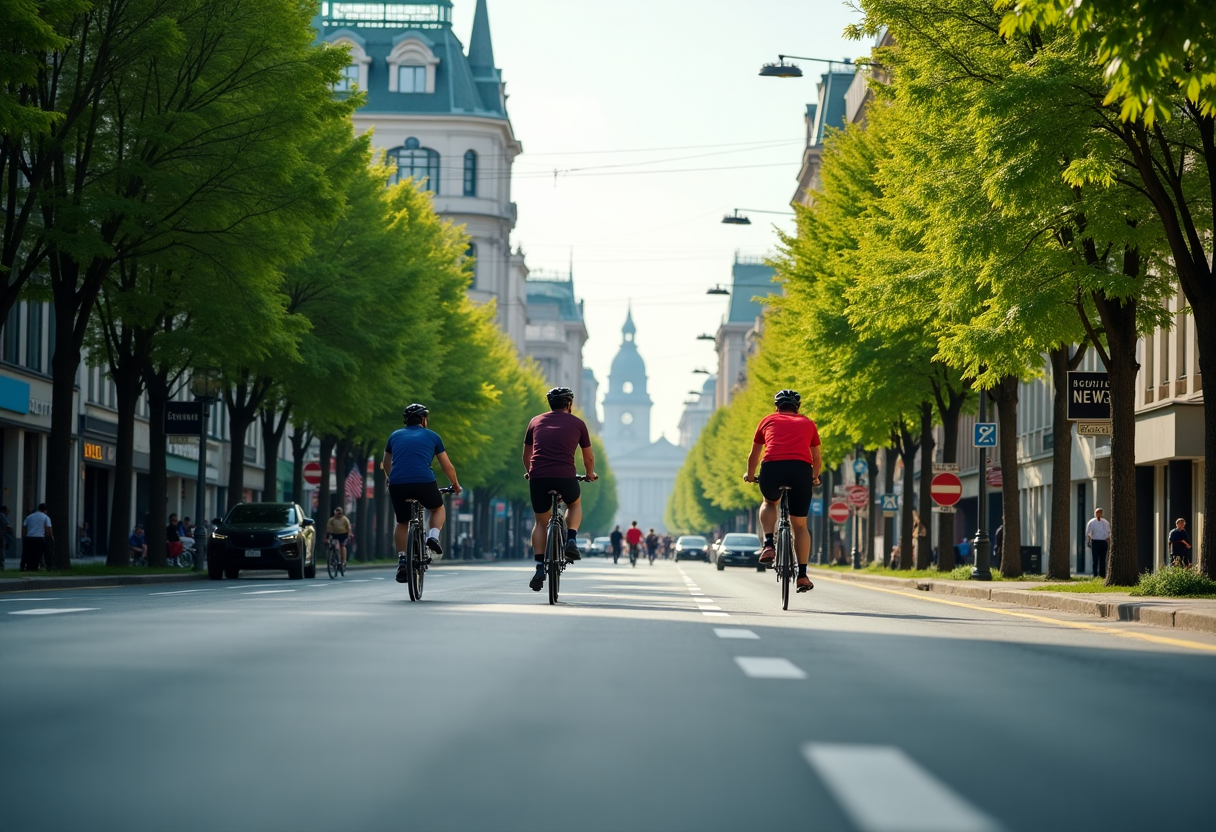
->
<box><xmin>713</xmin><ymin>628</ymin><xmax>758</xmax><ymax>639</ymax></box>
<box><xmin>734</xmin><ymin>657</ymin><xmax>805</xmax><ymax>679</ymax></box>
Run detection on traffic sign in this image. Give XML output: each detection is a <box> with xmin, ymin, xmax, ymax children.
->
<box><xmin>828</xmin><ymin>501</ymin><xmax>850</xmax><ymax>524</ymax></box>
<box><xmin>1077</xmin><ymin>422</ymin><xmax>1111</xmax><ymax>436</ymax></box>
<box><xmin>811</xmin><ymin>498</ymin><xmax>823</xmax><ymax>517</ymax></box>
<box><xmin>929</xmin><ymin>471</ymin><xmax>962</xmax><ymax>507</ymax></box>
<box><xmin>932</xmin><ymin>462</ymin><xmax>959</xmax><ymax>473</ymax></box>
<box><xmin>846</xmin><ymin>485</ymin><xmax>869</xmax><ymax>508</ymax></box>
<box><xmin>986</xmin><ymin>466</ymin><xmax>1003</xmax><ymax>488</ymax></box>
<box><xmin>302</xmin><ymin>461</ymin><xmax>322</xmax><ymax>486</ymax></box>
<box><xmin>852</xmin><ymin>458</ymin><xmax>868</xmax><ymax>476</ymax></box>
<box><xmin>974</xmin><ymin>423</ymin><xmax>997</xmax><ymax>447</ymax></box>
<box><xmin>932</xmin><ymin>505</ymin><xmax>957</xmax><ymax>514</ymax></box>
<box><xmin>880</xmin><ymin>494</ymin><xmax>900</xmax><ymax>513</ymax></box>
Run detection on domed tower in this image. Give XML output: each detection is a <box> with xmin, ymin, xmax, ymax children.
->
<box><xmin>601</xmin><ymin>308</ymin><xmax>652</xmax><ymax>456</ymax></box>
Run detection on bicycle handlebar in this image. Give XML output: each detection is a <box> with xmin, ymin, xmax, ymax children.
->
<box><xmin>439</xmin><ymin>485</ymin><xmax>459</xmax><ymax>494</ymax></box>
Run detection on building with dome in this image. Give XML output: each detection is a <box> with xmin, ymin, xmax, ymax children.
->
<box><xmin>313</xmin><ymin>0</ymin><xmax>528</xmax><ymax>350</ymax></box>
<box><xmin>600</xmin><ymin>310</ymin><xmax>687</xmax><ymax>533</ymax></box>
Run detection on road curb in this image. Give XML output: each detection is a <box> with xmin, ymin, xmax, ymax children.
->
<box><xmin>0</xmin><ymin>572</ymin><xmax>208</xmax><ymax>593</ymax></box>
<box><xmin>808</xmin><ymin>568</ymin><xmax>1216</xmax><ymax>636</ymax></box>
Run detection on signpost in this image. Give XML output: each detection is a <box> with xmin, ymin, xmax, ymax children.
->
<box><xmin>164</xmin><ymin>401</ymin><xmax>203</xmax><ymax>437</ymax></box>
<box><xmin>930</xmin><ymin>471</ymin><xmax>962</xmax><ymax>514</ymax></box>
<box><xmin>880</xmin><ymin>494</ymin><xmax>899</xmax><ymax>516</ymax></box>
<box><xmin>1067</xmin><ymin>371</ymin><xmax>1111</xmax><ymax>421</ymax></box>
<box><xmin>1077</xmin><ymin>423</ymin><xmax>1112</xmax><ymax>436</ymax></box>
<box><xmin>846</xmin><ymin>485</ymin><xmax>869</xmax><ymax>508</ymax></box>
<box><xmin>973</xmin><ymin>423</ymin><xmax>997</xmax><ymax>447</ymax></box>
<box><xmin>852</xmin><ymin>458</ymin><xmax>868</xmax><ymax>477</ymax></box>
<box><xmin>828</xmin><ymin>501</ymin><xmax>850</xmax><ymax>524</ymax></box>
<box><xmin>302</xmin><ymin>461</ymin><xmax>323</xmax><ymax>486</ymax></box>
<box><xmin>986</xmin><ymin>466</ymin><xmax>1003</xmax><ymax>488</ymax></box>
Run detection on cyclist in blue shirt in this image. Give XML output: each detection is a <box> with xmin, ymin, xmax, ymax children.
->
<box><xmin>381</xmin><ymin>404</ymin><xmax>461</xmax><ymax>583</ymax></box>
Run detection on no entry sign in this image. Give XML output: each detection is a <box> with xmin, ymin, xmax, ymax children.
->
<box><xmin>828</xmin><ymin>501</ymin><xmax>851</xmax><ymax>524</ymax></box>
<box><xmin>303</xmin><ymin>461</ymin><xmax>323</xmax><ymax>486</ymax></box>
<box><xmin>846</xmin><ymin>485</ymin><xmax>869</xmax><ymax>508</ymax></box>
<box><xmin>929</xmin><ymin>472</ymin><xmax>962</xmax><ymax>507</ymax></box>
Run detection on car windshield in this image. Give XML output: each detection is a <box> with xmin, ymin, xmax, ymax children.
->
<box><xmin>722</xmin><ymin>534</ymin><xmax>761</xmax><ymax>547</ymax></box>
<box><xmin>226</xmin><ymin>504</ymin><xmax>296</xmax><ymax>525</ymax></box>
<box><xmin>679</xmin><ymin>536</ymin><xmax>707</xmax><ymax>546</ymax></box>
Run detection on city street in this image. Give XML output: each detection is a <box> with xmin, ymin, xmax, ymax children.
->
<box><xmin>1</xmin><ymin>560</ymin><xmax>1213</xmax><ymax>832</ymax></box>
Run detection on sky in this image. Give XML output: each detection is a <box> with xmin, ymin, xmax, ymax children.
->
<box><xmin>451</xmin><ymin>0</ymin><xmax>865</xmax><ymax>441</ymax></box>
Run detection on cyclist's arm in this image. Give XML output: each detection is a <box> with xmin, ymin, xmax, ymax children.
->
<box><xmin>745</xmin><ymin>442</ymin><xmax>763</xmax><ymax>481</ymax></box>
<box><xmin>580</xmin><ymin>445</ymin><xmax>596</xmax><ymax>480</ymax></box>
<box><xmin>522</xmin><ymin>443</ymin><xmax>533</xmax><ymax>477</ymax></box>
<box><xmin>810</xmin><ymin>445</ymin><xmax>822</xmax><ymax>482</ymax></box>
<box><xmin>436</xmin><ymin>451</ymin><xmax>460</xmax><ymax>493</ymax></box>
<box><xmin>381</xmin><ymin>450</ymin><xmax>392</xmax><ymax>480</ymax></box>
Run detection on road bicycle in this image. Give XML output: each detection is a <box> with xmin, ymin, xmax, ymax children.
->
<box><xmin>772</xmin><ymin>486</ymin><xmax>796</xmax><ymax>610</ymax></box>
<box><xmin>400</xmin><ymin>486</ymin><xmax>456</xmax><ymax>601</ymax></box>
<box><xmin>326</xmin><ymin>536</ymin><xmax>345</xmax><ymax>579</ymax></box>
<box><xmin>542</xmin><ymin>476</ymin><xmax>592</xmax><ymax>605</ymax></box>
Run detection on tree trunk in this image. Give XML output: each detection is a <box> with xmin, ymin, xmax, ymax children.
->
<box><xmin>46</xmin><ymin>293</ymin><xmax>85</xmax><ymax>570</ymax></box>
<box><xmin>898</xmin><ymin>421</ymin><xmax>919</xmax><ymax>570</ymax></box>
<box><xmin>1199</xmin><ymin>317</ymin><xmax>1215</xmax><ymax>579</ymax></box>
<box><xmin>354</xmin><ymin>443</ymin><xmax>371</xmax><ymax>562</ymax></box>
<box><xmin>1047</xmin><ymin>345</ymin><xmax>1084</xmax><ymax>579</ymax></box>
<box><xmin>373</xmin><ymin>459</ymin><xmax>388</xmax><ymax>559</ymax></box>
<box><xmin>144</xmin><ymin>370</ymin><xmax>170</xmax><ymax>568</ymax></box>
<box><xmin>865</xmin><ymin>447</ymin><xmax>878</xmax><ymax>564</ymax></box>
<box><xmin>992</xmin><ymin>375</ymin><xmax>1023</xmax><ymax>578</ymax></box>
<box><xmin>933</xmin><ymin>386</ymin><xmax>966</xmax><ymax>572</ymax></box>
<box><xmin>224</xmin><ymin>376</ymin><xmax>272</xmax><ymax>511</ymax></box>
<box><xmin>915</xmin><ymin>401</ymin><xmax>936</xmax><ymax>570</ymax></box>
<box><xmin>882</xmin><ymin>445</ymin><xmax>897</xmax><ymax>567</ymax></box>
<box><xmin>1093</xmin><ymin>284</ymin><xmax>1141</xmax><ymax>586</ymax></box>
<box><xmin>106</xmin><ymin>361</ymin><xmax>142</xmax><ymax>566</ymax></box>
<box><xmin>290</xmin><ymin>425</ymin><xmax>311</xmax><ymax>508</ymax></box>
<box><xmin>260</xmin><ymin>406</ymin><xmax>290</xmax><ymax>501</ymax></box>
<box><xmin>316</xmin><ymin>435</ymin><xmax>336</xmax><ymax>527</ymax></box>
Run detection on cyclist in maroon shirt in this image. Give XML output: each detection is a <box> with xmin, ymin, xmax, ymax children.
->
<box><xmin>523</xmin><ymin>387</ymin><xmax>597</xmax><ymax>592</ymax></box>
<box><xmin>744</xmin><ymin>389</ymin><xmax>821</xmax><ymax>592</ymax></box>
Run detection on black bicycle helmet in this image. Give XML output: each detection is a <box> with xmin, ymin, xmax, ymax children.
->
<box><xmin>546</xmin><ymin>386</ymin><xmax>575</xmax><ymax>405</ymax></box>
<box><xmin>774</xmin><ymin>389</ymin><xmax>801</xmax><ymax>409</ymax></box>
<box><xmin>403</xmin><ymin>403</ymin><xmax>429</xmax><ymax>423</ymax></box>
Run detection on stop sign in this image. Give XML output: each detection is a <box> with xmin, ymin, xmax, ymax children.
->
<box><xmin>930</xmin><ymin>472</ymin><xmax>962</xmax><ymax>507</ymax></box>
<box><xmin>828</xmin><ymin>501</ymin><xmax>851</xmax><ymax>524</ymax></box>
<box><xmin>846</xmin><ymin>485</ymin><xmax>869</xmax><ymax>508</ymax></box>
<box><xmin>302</xmin><ymin>461</ymin><xmax>322</xmax><ymax>486</ymax></box>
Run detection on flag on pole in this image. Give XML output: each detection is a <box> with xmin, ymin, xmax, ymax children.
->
<box><xmin>344</xmin><ymin>462</ymin><xmax>364</xmax><ymax>505</ymax></box>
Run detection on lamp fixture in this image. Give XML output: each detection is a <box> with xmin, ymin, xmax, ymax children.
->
<box><xmin>707</xmin><ymin>284</ymin><xmax>730</xmax><ymax>295</ymax></box>
<box><xmin>759</xmin><ymin>54</ymin><xmax>852</xmax><ymax>78</ymax></box>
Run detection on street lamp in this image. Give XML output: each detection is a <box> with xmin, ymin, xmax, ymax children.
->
<box><xmin>707</xmin><ymin>285</ymin><xmax>730</xmax><ymax>295</ymax></box>
<box><xmin>190</xmin><ymin>368</ymin><xmax>222</xmax><ymax>574</ymax></box>
<box><xmin>692</xmin><ymin>368</ymin><xmax>712</xmax><ymax>374</ymax></box>
<box><xmin>721</xmin><ymin>208</ymin><xmax>795</xmax><ymax>225</ymax></box>
<box><xmin>759</xmin><ymin>54</ymin><xmax>852</xmax><ymax>78</ymax></box>
<box><xmin>971</xmin><ymin>389</ymin><xmax>993</xmax><ymax>581</ymax></box>
<box><xmin>696</xmin><ymin>333</ymin><xmax>716</xmax><ymax>341</ymax></box>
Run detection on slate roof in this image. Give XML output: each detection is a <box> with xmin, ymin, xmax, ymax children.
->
<box><xmin>727</xmin><ymin>260</ymin><xmax>778</xmax><ymax>324</ymax></box>
<box><xmin>526</xmin><ymin>277</ymin><xmax>584</xmax><ymax>323</ymax></box>
<box><xmin>810</xmin><ymin>70</ymin><xmax>855</xmax><ymax>145</ymax></box>
<box><xmin>314</xmin><ymin>1</ymin><xmax>507</xmax><ymax>119</ymax></box>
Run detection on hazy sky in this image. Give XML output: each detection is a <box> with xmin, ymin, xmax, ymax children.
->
<box><xmin>451</xmin><ymin>0</ymin><xmax>864</xmax><ymax>440</ymax></box>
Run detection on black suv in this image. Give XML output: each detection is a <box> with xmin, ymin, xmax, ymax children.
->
<box><xmin>208</xmin><ymin>502</ymin><xmax>317</xmax><ymax>580</ymax></box>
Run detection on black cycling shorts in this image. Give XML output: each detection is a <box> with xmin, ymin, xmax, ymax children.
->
<box><xmin>758</xmin><ymin>459</ymin><xmax>815</xmax><ymax>517</ymax></box>
<box><xmin>390</xmin><ymin>482</ymin><xmax>444</xmax><ymax>520</ymax></box>
<box><xmin>529</xmin><ymin>477</ymin><xmax>580</xmax><ymax>514</ymax></box>
<box><xmin>329</xmin><ymin>533</ymin><xmax>349</xmax><ymax>545</ymax></box>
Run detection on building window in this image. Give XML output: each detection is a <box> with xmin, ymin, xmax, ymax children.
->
<box><xmin>24</xmin><ymin>303</ymin><xmax>42</xmax><ymax>372</ymax></box>
<box><xmin>388</xmin><ymin>138</ymin><xmax>439</xmax><ymax>192</ymax></box>
<box><xmin>463</xmin><ymin>150</ymin><xmax>477</xmax><ymax>196</ymax></box>
<box><xmin>465</xmin><ymin>242</ymin><xmax>477</xmax><ymax>286</ymax></box>
<box><xmin>334</xmin><ymin>63</ymin><xmax>360</xmax><ymax>92</ymax></box>
<box><xmin>398</xmin><ymin>65</ymin><xmax>426</xmax><ymax>93</ymax></box>
<box><xmin>2</xmin><ymin>304</ymin><xmax>19</xmax><ymax>363</ymax></box>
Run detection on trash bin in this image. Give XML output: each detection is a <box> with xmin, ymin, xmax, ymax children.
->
<box><xmin>1020</xmin><ymin>546</ymin><xmax>1042</xmax><ymax>574</ymax></box>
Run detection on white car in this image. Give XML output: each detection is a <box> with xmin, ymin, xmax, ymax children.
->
<box><xmin>591</xmin><ymin>536</ymin><xmax>611</xmax><ymax>556</ymax></box>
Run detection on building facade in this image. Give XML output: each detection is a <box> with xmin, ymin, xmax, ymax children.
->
<box><xmin>314</xmin><ymin>0</ymin><xmax>528</xmax><ymax>350</ymax></box>
<box><xmin>524</xmin><ymin>270</ymin><xmax>587</xmax><ymax>396</ymax></box>
<box><xmin>714</xmin><ymin>256</ymin><xmax>780</xmax><ymax>408</ymax></box>
<box><xmin>600</xmin><ymin>311</ymin><xmax>686</xmax><ymax>533</ymax></box>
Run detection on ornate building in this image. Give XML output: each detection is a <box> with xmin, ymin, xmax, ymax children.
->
<box><xmin>524</xmin><ymin>270</ymin><xmax>587</xmax><ymax>395</ymax></box>
<box><xmin>314</xmin><ymin>0</ymin><xmax>528</xmax><ymax>350</ymax></box>
<box><xmin>600</xmin><ymin>310</ymin><xmax>686</xmax><ymax>533</ymax></box>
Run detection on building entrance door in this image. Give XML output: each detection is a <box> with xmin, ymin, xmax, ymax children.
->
<box><xmin>83</xmin><ymin>466</ymin><xmax>110</xmax><ymax>557</ymax></box>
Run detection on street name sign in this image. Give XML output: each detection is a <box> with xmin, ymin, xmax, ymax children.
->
<box><xmin>846</xmin><ymin>485</ymin><xmax>869</xmax><ymax>508</ymax></box>
<box><xmin>1077</xmin><ymin>422</ymin><xmax>1112</xmax><ymax>436</ymax></box>
<box><xmin>973</xmin><ymin>423</ymin><xmax>997</xmax><ymax>447</ymax></box>
<box><xmin>1067</xmin><ymin>371</ymin><xmax>1111</xmax><ymax>421</ymax></box>
<box><xmin>164</xmin><ymin>401</ymin><xmax>203</xmax><ymax>436</ymax></box>
<box><xmin>929</xmin><ymin>472</ymin><xmax>962</xmax><ymax>507</ymax></box>
<box><xmin>828</xmin><ymin>501</ymin><xmax>850</xmax><ymax>524</ymax></box>
<box><xmin>932</xmin><ymin>505</ymin><xmax>957</xmax><ymax>514</ymax></box>
<box><xmin>931</xmin><ymin>462</ymin><xmax>959</xmax><ymax>473</ymax></box>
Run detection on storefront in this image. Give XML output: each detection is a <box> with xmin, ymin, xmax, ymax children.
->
<box><xmin>80</xmin><ymin>425</ymin><xmax>118</xmax><ymax>557</ymax></box>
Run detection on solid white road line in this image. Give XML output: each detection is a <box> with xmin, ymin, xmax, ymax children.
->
<box><xmin>242</xmin><ymin>590</ymin><xmax>296</xmax><ymax>595</ymax></box>
<box><xmin>697</xmin><ymin>605</ymin><xmax>723</xmax><ymax>611</ymax></box>
<box><xmin>347</xmin><ymin>579</ymin><xmax>371</xmax><ymax>583</ymax></box>
<box><xmin>702</xmin><ymin>611</ymin><xmax>730</xmax><ymax>617</ymax></box>
<box><xmin>734</xmin><ymin>657</ymin><xmax>806</xmax><ymax>679</ymax></box>
<box><xmin>802</xmin><ymin>744</ymin><xmax>1001</xmax><ymax>832</ymax></box>
<box><xmin>713</xmin><ymin>628</ymin><xmax>759</xmax><ymax>639</ymax></box>
<box><xmin>1</xmin><ymin>598</ymin><xmax>68</xmax><ymax>602</ymax></box>
<box><xmin>693</xmin><ymin>598</ymin><xmax>715</xmax><ymax>603</ymax></box>
<box><xmin>149</xmin><ymin>589</ymin><xmax>214</xmax><ymax>596</ymax></box>
<box><xmin>9</xmin><ymin>608</ymin><xmax>99</xmax><ymax>615</ymax></box>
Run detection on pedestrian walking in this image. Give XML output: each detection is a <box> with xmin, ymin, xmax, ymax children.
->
<box><xmin>21</xmin><ymin>503</ymin><xmax>53</xmax><ymax>571</ymax></box>
<box><xmin>166</xmin><ymin>514</ymin><xmax>184</xmax><ymax>566</ymax></box>
<box><xmin>1086</xmin><ymin>507</ymin><xmax>1111</xmax><ymax>578</ymax></box>
<box><xmin>1168</xmin><ymin>519</ymin><xmax>1192</xmax><ymax>568</ymax></box>
<box><xmin>0</xmin><ymin>505</ymin><xmax>13</xmax><ymax>570</ymax></box>
<box><xmin>610</xmin><ymin>525</ymin><xmax>623</xmax><ymax>564</ymax></box>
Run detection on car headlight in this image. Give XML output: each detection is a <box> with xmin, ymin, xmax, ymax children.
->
<box><xmin>277</xmin><ymin>532</ymin><xmax>299</xmax><ymax>542</ymax></box>
<box><xmin>211</xmin><ymin>533</ymin><xmax>227</xmax><ymax>541</ymax></box>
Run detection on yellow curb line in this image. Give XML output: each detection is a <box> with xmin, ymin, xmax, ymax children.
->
<box><xmin>814</xmin><ymin>575</ymin><xmax>1216</xmax><ymax>654</ymax></box>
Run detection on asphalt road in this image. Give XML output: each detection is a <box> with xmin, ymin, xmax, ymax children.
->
<box><xmin>2</xmin><ymin>558</ymin><xmax>1213</xmax><ymax>832</ymax></box>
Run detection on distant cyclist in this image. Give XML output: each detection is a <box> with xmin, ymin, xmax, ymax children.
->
<box><xmin>382</xmin><ymin>404</ymin><xmax>461</xmax><ymax>583</ymax></box>
<box><xmin>743</xmin><ymin>389</ymin><xmax>821</xmax><ymax>592</ymax></box>
<box><xmin>625</xmin><ymin>521</ymin><xmax>643</xmax><ymax>563</ymax></box>
<box><xmin>523</xmin><ymin>387</ymin><xmax>597</xmax><ymax>592</ymax></box>
<box><xmin>326</xmin><ymin>507</ymin><xmax>351</xmax><ymax>570</ymax></box>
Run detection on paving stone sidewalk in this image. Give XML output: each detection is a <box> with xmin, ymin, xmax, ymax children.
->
<box><xmin>809</xmin><ymin>567</ymin><xmax>1216</xmax><ymax>636</ymax></box>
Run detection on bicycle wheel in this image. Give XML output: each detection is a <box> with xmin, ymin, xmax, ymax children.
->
<box><xmin>778</xmin><ymin>529</ymin><xmax>792</xmax><ymax>610</ymax></box>
<box><xmin>410</xmin><ymin>528</ymin><xmax>425</xmax><ymax>601</ymax></box>
<box><xmin>405</xmin><ymin>525</ymin><xmax>420</xmax><ymax>601</ymax></box>
<box><xmin>546</xmin><ymin>523</ymin><xmax>562</xmax><ymax>605</ymax></box>
<box><xmin>327</xmin><ymin>547</ymin><xmax>337</xmax><ymax>579</ymax></box>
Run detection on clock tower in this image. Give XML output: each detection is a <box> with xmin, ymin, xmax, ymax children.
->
<box><xmin>600</xmin><ymin>308</ymin><xmax>652</xmax><ymax>457</ymax></box>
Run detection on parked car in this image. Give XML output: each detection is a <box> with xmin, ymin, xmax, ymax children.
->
<box><xmin>577</xmin><ymin>535</ymin><xmax>593</xmax><ymax>555</ymax></box>
<box><xmin>716</xmin><ymin>533</ymin><xmax>765</xmax><ymax>571</ymax></box>
<box><xmin>591</xmin><ymin>536</ymin><xmax>612</xmax><ymax>556</ymax></box>
<box><xmin>673</xmin><ymin>535</ymin><xmax>711</xmax><ymax>562</ymax></box>
<box><xmin>208</xmin><ymin>502</ymin><xmax>317</xmax><ymax>581</ymax></box>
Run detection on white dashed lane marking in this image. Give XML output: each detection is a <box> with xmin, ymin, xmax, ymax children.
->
<box><xmin>803</xmin><ymin>743</ymin><xmax>1001</xmax><ymax>832</ymax></box>
<box><xmin>702</xmin><ymin>611</ymin><xmax>730</xmax><ymax>618</ymax></box>
<box><xmin>714</xmin><ymin>628</ymin><xmax>759</xmax><ymax>639</ymax></box>
<box><xmin>9</xmin><ymin>608</ymin><xmax>99</xmax><ymax>616</ymax></box>
<box><xmin>149</xmin><ymin>589</ymin><xmax>214</xmax><ymax>596</ymax></box>
<box><xmin>734</xmin><ymin>657</ymin><xmax>806</xmax><ymax>679</ymax></box>
<box><xmin>242</xmin><ymin>590</ymin><xmax>296</xmax><ymax>595</ymax></box>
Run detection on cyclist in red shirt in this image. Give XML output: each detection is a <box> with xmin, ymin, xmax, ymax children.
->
<box><xmin>743</xmin><ymin>389</ymin><xmax>821</xmax><ymax>592</ymax></box>
<box><xmin>625</xmin><ymin>521</ymin><xmax>644</xmax><ymax>564</ymax></box>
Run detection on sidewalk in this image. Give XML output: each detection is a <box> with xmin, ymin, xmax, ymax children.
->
<box><xmin>809</xmin><ymin>567</ymin><xmax>1216</xmax><ymax>635</ymax></box>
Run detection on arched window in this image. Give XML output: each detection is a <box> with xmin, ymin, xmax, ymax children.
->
<box><xmin>463</xmin><ymin>150</ymin><xmax>477</xmax><ymax>197</ymax></box>
<box><xmin>388</xmin><ymin>137</ymin><xmax>439</xmax><ymax>192</ymax></box>
<box><xmin>334</xmin><ymin>64</ymin><xmax>360</xmax><ymax>93</ymax></box>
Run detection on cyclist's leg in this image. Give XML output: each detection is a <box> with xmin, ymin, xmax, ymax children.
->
<box><xmin>791</xmin><ymin>516</ymin><xmax>811</xmax><ymax>564</ymax></box>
